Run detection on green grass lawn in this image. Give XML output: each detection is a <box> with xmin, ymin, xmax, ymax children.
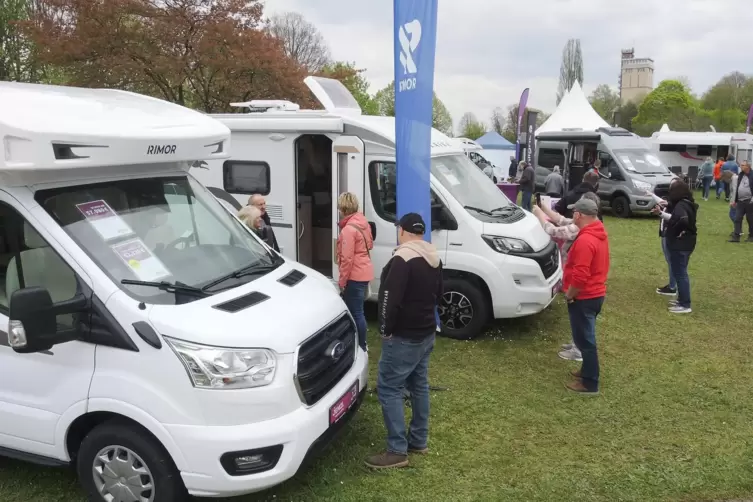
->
<box><xmin>2</xmin><ymin>198</ymin><xmax>752</xmax><ymax>502</ymax></box>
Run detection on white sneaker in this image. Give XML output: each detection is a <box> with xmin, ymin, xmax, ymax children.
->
<box><xmin>668</xmin><ymin>305</ymin><xmax>692</xmax><ymax>314</ymax></box>
<box><xmin>558</xmin><ymin>348</ymin><xmax>583</xmax><ymax>362</ymax></box>
<box><xmin>561</xmin><ymin>343</ymin><xmax>575</xmax><ymax>351</ymax></box>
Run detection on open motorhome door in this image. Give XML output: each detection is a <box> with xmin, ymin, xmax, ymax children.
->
<box><xmin>331</xmin><ymin>135</ymin><xmax>368</xmax><ymax>287</ymax></box>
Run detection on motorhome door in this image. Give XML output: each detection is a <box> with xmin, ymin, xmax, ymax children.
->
<box><xmin>332</xmin><ymin>135</ymin><xmax>366</xmax><ymax>285</ymax></box>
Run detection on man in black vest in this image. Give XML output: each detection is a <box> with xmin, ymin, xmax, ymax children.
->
<box><xmin>248</xmin><ymin>194</ymin><xmax>280</xmax><ymax>252</ymax></box>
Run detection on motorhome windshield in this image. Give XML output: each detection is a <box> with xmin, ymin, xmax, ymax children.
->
<box><xmin>613</xmin><ymin>149</ymin><xmax>670</xmax><ymax>174</ymax></box>
<box><xmin>431</xmin><ymin>154</ymin><xmax>512</xmax><ymax>212</ymax></box>
<box><xmin>35</xmin><ymin>175</ymin><xmax>277</xmax><ymax>304</ymax></box>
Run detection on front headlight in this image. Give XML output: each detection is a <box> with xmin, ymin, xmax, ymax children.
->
<box><xmin>634</xmin><ymin>180</ymin><xmax>652</xmax><ymax>193</ymax></box>
<box><xmin>164</xmin><ymin>337</ymin><xmax>276</xmax><ymax>389</ymax></box>
<box><xmin>481</xmin><ymin>234</ymin><xmax>533</xmax><ymax>254</ymax></box>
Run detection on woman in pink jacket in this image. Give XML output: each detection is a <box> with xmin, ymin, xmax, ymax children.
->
<box><xmin>336</xmin><ymin>192</ymin><xmax>374</xmax><ymax>350</ymax></box>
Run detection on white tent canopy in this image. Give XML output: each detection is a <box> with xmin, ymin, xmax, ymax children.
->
<box><xmin>537</xmin><ymin>81</ymin><xmax>610</xmax><ymax>133</ymax></box>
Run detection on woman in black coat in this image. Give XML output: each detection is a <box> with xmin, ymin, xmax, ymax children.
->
<box><xmin>659</xmin><ymin>181</ymin><xmax>698</xmax><ymax>314</ymax></box>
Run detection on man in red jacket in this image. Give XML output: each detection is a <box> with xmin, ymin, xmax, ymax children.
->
<box><xmin>562</xmin><ymin>197</ymin><xmax>610</xmax><ymax>394</ymax></box>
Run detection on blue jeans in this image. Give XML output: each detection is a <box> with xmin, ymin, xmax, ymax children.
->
<box><xmin>521</xmin><ymin>190</ymin><xmax>533</xmax><ymax>211</ymax></box>
<box><xmin>702</xmin><ymin>176</ymin><xmax>713</xmax><ymax>199</ymax></box>
<box><xmin>668</xmin><ymin>249</ymin><xmax>692</xmax><ymax>308</ymax></box>
<box><xmin>343</xmin><ymin>280</ymin><xmax>368</xmax><ymax>350</ymax></box>
<box><xmin>661</xmin><ymin>237</ymin><xmax>676</xmax><ymax>289</ymax></box>
<box><xmin>716</xmin><ymin>180</ymin><xmax>725</xmax><ymax>198</ymax></box>
<box><xmin>377</xmin><ymin>334</ymin><xmax>435</xmax><ymax>454</ymax></box>
<box><xmin>568</xmin><ymin>297</ymin><xmax>604</xmax><ymax>391</ymax></box>
<box><xmin>730</xmin><ymin>206</ymin><xmax>737</xmax><ymax>223</ymax></box>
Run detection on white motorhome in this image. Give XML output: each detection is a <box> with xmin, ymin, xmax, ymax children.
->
<box><xmin>0</xmin><ymin>82</ymin><xmax>367</xmax><ymax>499</ymax></box>
<box><xmin>648</xmin><ymin>131</ymin><xmax>752</xmax><ymax>176</ymax></box>
<box><xmin>194</xmin><ymin>77</ymin><xmax>562</xmax><ymax>340</ymax></box>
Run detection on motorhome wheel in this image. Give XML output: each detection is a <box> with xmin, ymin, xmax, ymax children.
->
<box><xmin>78</xmin><ymin>421</ymin><xmax>186</xmax><ymax>502</ymax></box>
<box><xmin>438</xmin><ymin>278</ymin><xmax>489</xmax><ymax>340</ymax></box>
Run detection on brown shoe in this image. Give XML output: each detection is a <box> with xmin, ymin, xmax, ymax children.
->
<box><xmin>365</xmin><ymin>451</ymin><xmax>409</xmax><ymax>469</ymax></box>
<box><xmin>570</xmin><ymin>369</ymin><xmax>582</xmax><ymax>378</ymax></box>
<box><xmin>408</xmin><ymin>445</ymin><xmax>429</xmax><ymax>455</ymax></box>
<box><xmin>565</xmin><ymin>379</ymin><xmax>598</xmax><ymax>395</ymax></box>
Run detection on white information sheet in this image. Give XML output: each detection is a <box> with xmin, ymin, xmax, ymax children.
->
<box><xmin>76</xmin><ymin>200</ymin><xmax>134</xmax><ymax>241</ymax></box>
<box><xmin>111</xmin><ymin>238</ymin><xmax>170</xmax><ymax>282</ymax></box>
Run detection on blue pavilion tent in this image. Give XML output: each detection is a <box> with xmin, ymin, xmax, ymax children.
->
<box><xmin>476</xmin><ymin>131</ymin><xmax>515</xmax><ymax>150</ymax></box>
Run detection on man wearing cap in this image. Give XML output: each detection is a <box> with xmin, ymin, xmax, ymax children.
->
<box><xmin>366</xmin><ymin>213</ymin><xmax>443</xmax><ymax>469</ymax></box>
<box><xmin>562</xmin><ymin>198</ymin><xmax>610</xmax><ymax>394</ymax></box>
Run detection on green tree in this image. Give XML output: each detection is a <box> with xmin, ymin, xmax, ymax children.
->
<box><xmin>702</xmin><ymin>72</ymin><xmax>753</xmax><ymax>113</ymax></box>
<box><xmin>373</xmin><ymin>82</ymin><xmax>454</xmax><ymax>135</ymax></box>
<box><xmin>500</xmin><ymin>104</ymin><xmax>548</xmax><ymax>143</ymax></box>
<box><xmin>615</xmin><ymin>101</ymin><xmax>639</xmax><ymax>131</ymax></box>
<box><xmin>0</xmin><ymin>0</ymin><xmax>50</xmax><ymax>83</ymax></box>
<box><xmin>632</xmin><ymin>80</ymin><xmax>708</xmax><ymax>135</ymax></box>
<box><xmin>490</xmin><ymin>107</ymin><xmax>505</xmax><ymax>135</ymax></box>
<box><xmin>458</xmin><ymin>112</ymin><xmax>486</xmax><ymax>140</ymax></box>
<box><xmin>318</xmin><ymin>61</ymin><xmax>378</xmax><ymax>115</ymax></box>
<box><xmin>588</xmin><ymin>84</ymin><xmax>621</xmax><ymax>123</ymax></box>
<box><xmin>556</xmin><ymin>39</ymin><xmax>583</xmax><ymax>105</ymax></box>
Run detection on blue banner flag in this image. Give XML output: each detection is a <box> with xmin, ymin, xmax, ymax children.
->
<box><xmin>394</xmin><ymin>0</ymin><xmax>438</xmax><ymax>244</ymax></box>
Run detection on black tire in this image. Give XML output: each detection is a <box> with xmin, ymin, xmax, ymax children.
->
<box><xmin>77</xmin><ymin>420</ymin><xmax>187</xmax><ymax>502</ymax></box>
<box><xmin>438</xmin><ymin>278</ymin><xmax>489</xmax><ymax>340</ymax></box>
<box><xmin>611</xmin><ymin>195</ymin><xmax>632</xmax><ymax>218</ymax></box>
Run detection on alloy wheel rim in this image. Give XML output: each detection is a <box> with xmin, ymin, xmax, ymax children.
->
<box><xmin>438</xmin><ymin>291</ymin><xmax>474</xmax><ymax>329</ymax></box>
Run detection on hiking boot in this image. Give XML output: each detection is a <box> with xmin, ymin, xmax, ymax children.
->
<box><xmin>408</xmin><ymin>445</ymin><xmax>429</xmax><ymax>455</ymax></box>
<box><xmin>570</xmin><ymin>369</ymin><xmax>582</xmax><ymax>378</ymax></box>
<box><xmin>364</xmin><ymin>452</ymin><xmax>409</xmax><ymax>469</ymax></box>
<box><xmin>656</xmin><ymin>285</ymin><xmax>677</xmax><ymax>296</ymax></box>
<box><xmin>565</xmin><ymin>380</ymin><xmax>598</xmax><ymax>394</ymax></box>
<box><xmin>558</xmin><ymin>348</ymin><xmax>583</xmax><ymax>362</ymax></box>
<box><xmin>668</xmin><ymin>305</ymin><xmax>692</xmax><ymax>314</ymax></box>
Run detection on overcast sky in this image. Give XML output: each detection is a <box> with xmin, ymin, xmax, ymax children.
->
<box><xmin>265</xmin><ymin>0</ymin><xmax>751</xmax><ymax>132</ymax></box>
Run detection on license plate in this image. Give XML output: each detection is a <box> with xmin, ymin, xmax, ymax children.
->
<box><xmin>330</xmin><ymin>382</ymin><xmax>358</xmax><ymax>425</ymax></box>
<box><xmin>552</xmin><ymin>280</ymin><xmax>562</xmax><ymax>297</ymax></box>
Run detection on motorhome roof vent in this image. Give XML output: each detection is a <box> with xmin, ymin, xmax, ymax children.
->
<box><xmin>229</xmin><ymin>100</ymin><xmax>300</xmax><ymax>113</ymax></box>
<box><xmin>596</xmin><ymin>127</ymin><xmax>633</xmax><ymax>137</ymax></box>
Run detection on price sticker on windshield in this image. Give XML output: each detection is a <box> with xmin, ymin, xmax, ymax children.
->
<box><xmin>76</xmin><ymin>199</ymin><xmax>134</xmax><ymax>241</ymax></box>
<box><xmin>111</xmin><ymin>238</ymin><xmax>170</xmax><ymax>282</ymax></box>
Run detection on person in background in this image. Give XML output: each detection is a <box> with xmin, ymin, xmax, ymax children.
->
<box><xmin>518</xmin><ymin>162</ymin><xmax>536</xmax><ymax>211</ymax></box>
<box><xmin>248</xmin><ymin>194</ymin><xmax>280</xmax><ymax>252</ymax></box>
<box><xmin>237</xmin><ymin>205</ymin><xmax>264</xmax><ymax>238</ymax></box>
<box><xmin>720</xmin><ymin>155</ymin><xmax>739</xmax><ymax>201</ymax></box>
<box><xmin>335</xmin><ymin>192</ymin><xmax>374</xmax><ymax>351</ymax></box>
<box><xmin>714</xmin><ymin>157</ymin><xmax>725</xmax><ymax>199</ymax></box>
<box><xmin>366</xmin><ymin>213</ymin><xmax>443</xmax><ymax>469</ymax></box>
<box><xmin>562</xmin><ymin>198</ymin><xmax>610</xmax><ymax>394</ymax></box>
<box><xmin>700</xmin><ymin>157</ymin><xmax>715</xmax><ymax>201</ymax></box>
<box><xmin>508</xmin><ymin>155</ymin><xmax>518</xmax><ymax>181</ymax></box>
<box><xmin>659</xmin><ymin>181</ymin><xmax>698</xmax><ymax>314</ymax></box>
<box><xmin>544</xmin><ymin>165</ymin><xmax>565</xmax><ymax>197</ymax></box>
<box><xmin>647</xmin><ymin>179</ymin><xmax>681</xmax><ymax>296</ymax></box>
<box><xmin>533</xmin><ymin>192</ymin><xmax>602</xmax><ymax>363</ymax></box>
<box><xmin>729</xmin><ymin>160</ymin><xmax>753</xmax><ymax>243</ymax></box>
<box><xmin>589</xmin><ymin>159</ymin><xmax>602</xmax><ymax>176</ymax></box>
<box><xmin>555</xmin><ymin>170</ymin><xmax>599</xmax><ymax>218</ymax></box>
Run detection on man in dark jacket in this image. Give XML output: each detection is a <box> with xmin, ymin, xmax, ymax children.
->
<box><xmin>660</xmin><ymin>181</ymin><xmax>697</xmax><ymax>314</ymax></box>
<box><xmin>729</xmin><ymin>160</ymin><xmax>753</xmax><ymax>242</ymax></box>
<box><xmin>366</xmin><ymin>213</ymin><xmax>443</xmax><ymax>470</ymax></box>
<box><xmin>555</xmin><ymin>171</ymin><xmax>600</xmax><ymax>219</ymax></box>
<box><xmin>248</xmin><ymin>194</ymin><xmax>280</xmax><ymax>252</ymax></box>
<box><xmin>508</xmin><ymin>156</ymin><xmax>517</xmax><ymax>180</ymax></box>
<box><xmin>518</xmin><ymin>162</ymin><xmax>536</xmax><ymax>211</ymax></box>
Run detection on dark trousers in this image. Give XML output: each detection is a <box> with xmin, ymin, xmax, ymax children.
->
<box><xmin>521</xmin><ymin>190</ymin><xmax>533</xmax><ymax>211</ymax></box>
<box><xmin>568</xmin><ymin>297</ymin><xmax>604</xmax><ymax>391</ymax></box>
<box><xmin>733</xmin><ymin>199</ymin><xmax>753</xmax><ymax>237</ymax></box>
<box><xmin>668</xmin><ymin>250</ymin><xmax>692</xmax><ymax>308</ymax></box>
<box><xmin>342</xmin><ymin>280</ymin><xmax>369</xmax><ymax>350</ymax></box>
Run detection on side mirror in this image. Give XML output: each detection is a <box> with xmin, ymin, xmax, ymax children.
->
<box><xmin>8</xmin><ymin>287</ymin><xmax>57</xmax><ymax>353</ymax></box>
<box><xmin>368</xmin><ymin>221</ymin><xmax>377</xmax><ymax>240</ymax></box>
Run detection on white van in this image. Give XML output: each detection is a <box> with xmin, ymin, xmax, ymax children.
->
<box><xmin>0</xmin><ymin>82</ymin><xmax>367</xmax><ymax>499</ymax></box>
<box><xmin>194</xmin><ymin>77</ymin><xmax>562</xmax><ymax>340</ymax></box>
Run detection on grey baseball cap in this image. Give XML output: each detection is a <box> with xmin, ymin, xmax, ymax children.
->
<box><xmin>567</xmin><ymin>197</ymin><xmax>599</xmax><ymax>216</ymax></box>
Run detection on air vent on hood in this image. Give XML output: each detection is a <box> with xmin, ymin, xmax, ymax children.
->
<box><xmin>278</xmin><ymin>269</ymin><xmax>306</xmax><ymax>287</ymax></box>
<box><xmin>213</xmin><ymin>291</ymin><xmax>269</xmax><ymax>313</ymax></box>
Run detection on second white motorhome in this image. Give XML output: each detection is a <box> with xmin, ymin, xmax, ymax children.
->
<box><xmin>194</xmin><ymin>77</ymin><xmax>562</xmax><ymax>340</ymax></box>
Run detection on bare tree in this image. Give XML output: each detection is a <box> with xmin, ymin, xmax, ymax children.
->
<box><xmin>556</xmin><ymin>39</ymin><xmax>584</xmax><ymax>105</ymax></box>
<box><xmin>490</xmin><ymin>107</ymin><xmax>505</xmax><ymax>134</ymax></box>
<box><xmin>268</xmin><ymin>11</ymin><xmax>330</xmax><ymax>73</ymax></box>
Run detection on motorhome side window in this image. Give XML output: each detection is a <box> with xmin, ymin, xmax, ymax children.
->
<box><xmin>369</xmin><ymin>161</ymin><xmax>441</xmax><ymax>222</ymax></box>
<box><xmin>223</xmin><ymin>160</ymin><xmax>271</xmax><ymax>195</ymax></box>
<box><xmin>0</xmin><ymin>204</ymin><xmax>79</xmax><ymax>327</ymax></box>
<box><xmin>538</xmin><ymin>148</ymin><xmax>565</xmax><ymax>169</ymax></box>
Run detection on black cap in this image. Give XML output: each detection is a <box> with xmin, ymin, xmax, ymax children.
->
<box><xmin>397</xmin><ymin>212</ymin><xmax>426</xmax><ymax>235</ymax></box>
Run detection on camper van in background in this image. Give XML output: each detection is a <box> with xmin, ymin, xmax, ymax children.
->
<box><xmin>646</xmin><ymin>130</ymin><xmax>750</xmax><ymax>176</ymax></box>
<box><xmin>456</xmin><ymin>139</ymin><xmax>507</xmax><ymax>183</ymax></box>
<box><xmin>194</xmin><ymin>76</ymin><xmax>563</xmax><ymax>340</ymax></box>
<box><xmin>537</xmin><ymin>127</ymin><xmax>677</xmax><ymax>218</ymax></box>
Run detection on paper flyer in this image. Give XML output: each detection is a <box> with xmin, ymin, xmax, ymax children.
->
<box><xmin>111</xmin><ymin>238</ymin><xmax>170</xmax><ymax>282</ymax></box>
<box><xmin>76</xmin><ymin>200</ymin><xmax>134</xmax><ymax>241</ymax></box>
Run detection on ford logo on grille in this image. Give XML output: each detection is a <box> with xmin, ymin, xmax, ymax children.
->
<box><xmin>327</xmin><ymin>341</ymin><xmax>346</xmax><ymax>361</ymax></box>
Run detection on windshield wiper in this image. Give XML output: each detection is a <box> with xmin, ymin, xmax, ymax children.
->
<box><xmin>490</xmin><ymin>206</ymin><xmax>517</xmax><ymax>213</ymax></box>
<box><xmin>121</xmin><ymin>279</ymin><xmax>209</xmax><ymax>297</ymax></box>
<box><xmin>464</xmin><ymin>205</ymin><xmax>494</xmax><ymax>216</ymax></box>
<box><xmin>200</xmin><ymin>261</ymin><xmax>281</xmax><ymax>292</ymax></box>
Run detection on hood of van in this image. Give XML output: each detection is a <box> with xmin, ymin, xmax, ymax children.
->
<box><xmin>629</xmin><ymin>172</ymin><xmax>676</xmax><ymax>185</ymax></box>
<box><xmin>482</xmin><ymin>211</ymin><xmax>552</xmax><ymax>252</ymax></box>
<box><xmin>148</xmin><ymin>262</ymin><xmax>347</xmax><ymax>354</ymax></box>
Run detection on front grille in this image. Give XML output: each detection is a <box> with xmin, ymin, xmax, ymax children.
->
<box><xmin>512</xmin><ymin>240</ymin><xmax>559</xmax><ymax>280</ymax></box>
<box><xmin>295</xmin><ymin>314</ymin><xmax>356</xmax><ymax>406</ymax></box>
<box><xmin>654</xmin><ymin>184</ymin><xmax>670</xmax><ymax>199</ymax></box>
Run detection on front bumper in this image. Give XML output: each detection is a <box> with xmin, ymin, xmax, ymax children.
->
<box><xmin>166</xmin><ymin>353</ymin><xmax>368</xmax><ymax>498</ymax></box>
<box><xmin>491</xmin><ymin>251</ymin><xmax>563</xmax><ymax>318</ymax></box>
<box><xmin>629</xmin><ymin>194</ymin><xmax>659</xmax><ymax>211</ymax></box>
